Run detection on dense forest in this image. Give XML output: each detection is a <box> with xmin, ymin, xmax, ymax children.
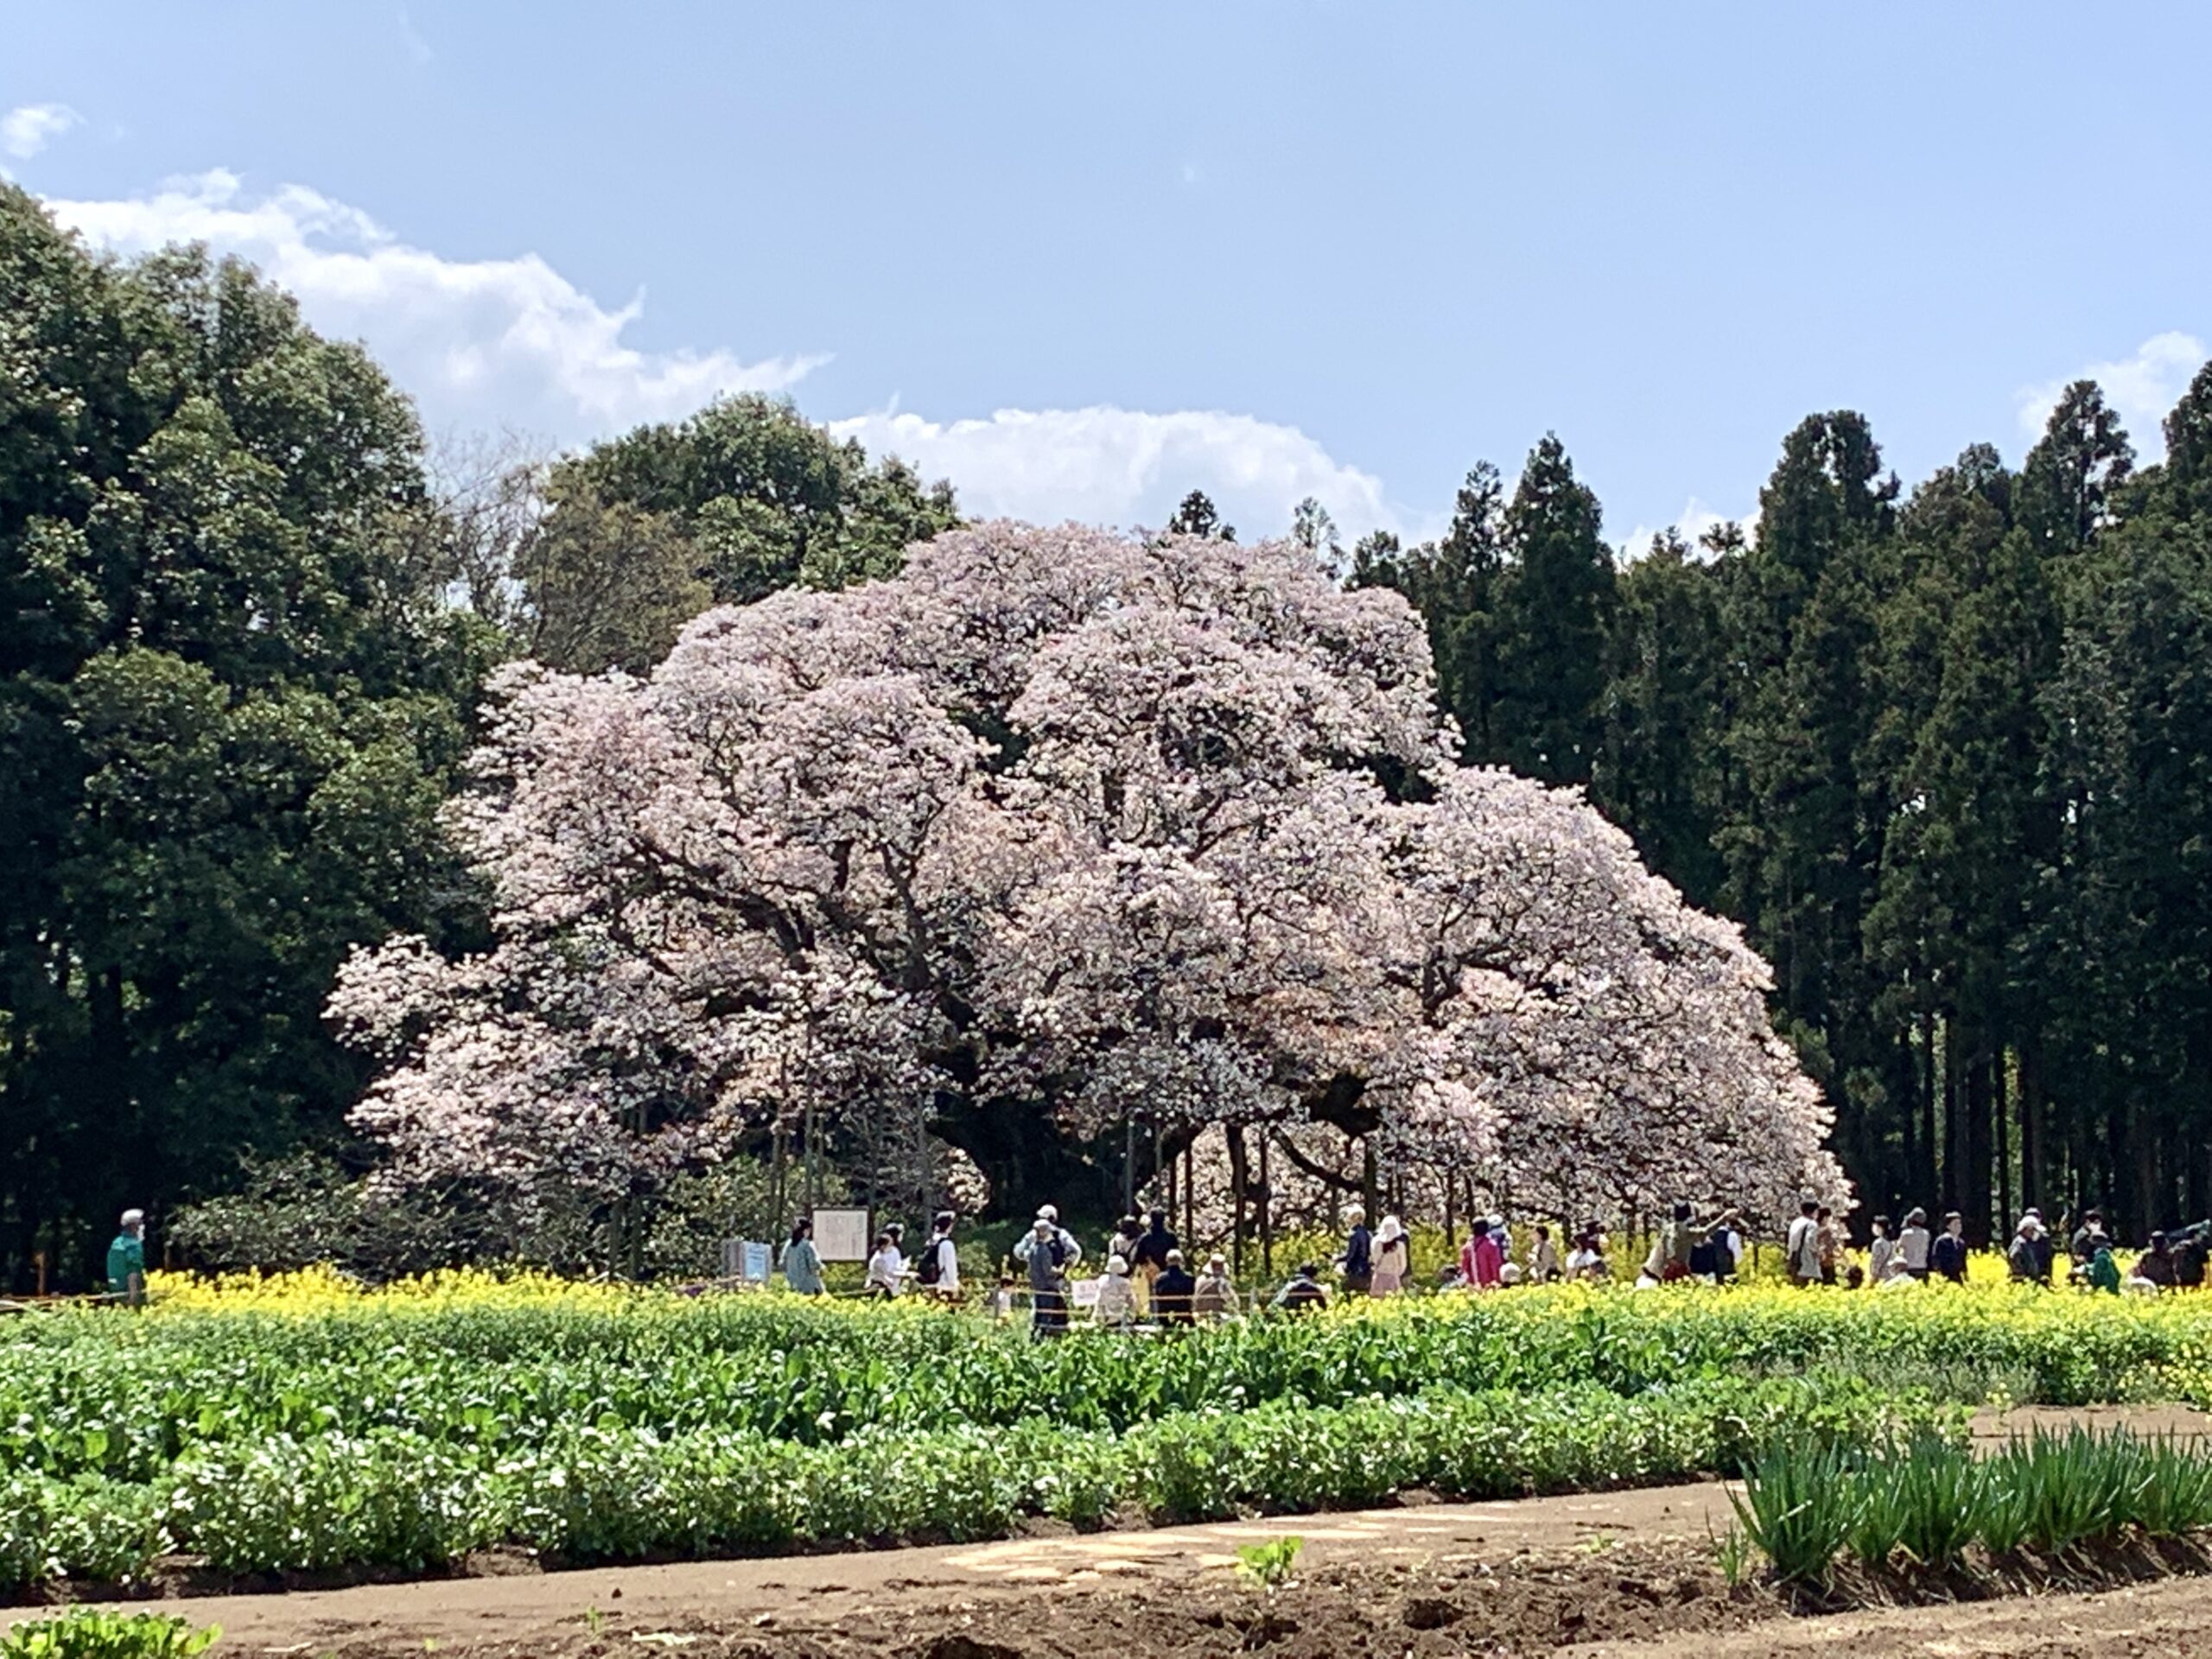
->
<box><xmin>1349</xmin><ymin>392</ymin><xmax>2212</xmax><ymax>1243</ymax></box>
<box><xmin>5</xmin><ymin>185</ymin><xmax>2209</xmax><ymax>1285</ymax></box>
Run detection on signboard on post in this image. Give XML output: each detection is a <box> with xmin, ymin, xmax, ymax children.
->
<box><xmin>720</xmin><ymin>1239</ymin><xmax>773</xmax><ymax>1284</ymax></box>
<box><xmin>811</xmin><ymin>1207</ymin><xmax>872</xmax><ymax>1263</ymax></box>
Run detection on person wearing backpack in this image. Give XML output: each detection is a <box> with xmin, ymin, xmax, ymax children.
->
<box><xmin>1018</xmin><ymin>1216</ymin><xmax>1073</xmax><ymax>1338</ymax></box>
<box><xmin>918</xmin><ymin>1211</ymin><xmax>960</xmax><ymax>1301</ymax></box>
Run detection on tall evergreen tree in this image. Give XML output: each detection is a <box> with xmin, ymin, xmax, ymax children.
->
<box><xmin>1165</xmin><ymin>489</ymin><xmax>1236</xmax><ymax>541</ymax></box>
<box><xmin>1593</xmin><ymin>531</ymin><xmax>1726</xmax><ymax>908</ymax></box>
<box><xmin>1494</xmin><ymin>436</ymin><xmax>1615</xmax><ymax>785</ymax></box>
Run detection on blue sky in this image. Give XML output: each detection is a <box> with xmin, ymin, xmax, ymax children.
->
<box><xmin>7</xmin><ymin>3</ymin><xmax>2209</xmax><ymax>549</ymax></box>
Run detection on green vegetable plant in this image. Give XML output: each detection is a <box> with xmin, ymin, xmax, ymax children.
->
<box><xmin>1235</xmin><ymin>1535</ymin><xmax>1302</xmax><ymax>1590</ymax></box>
<box><xmin>0</xmin><ymin>1611</ymin><xmax>218</xmax><ymax>1659</ymax></box>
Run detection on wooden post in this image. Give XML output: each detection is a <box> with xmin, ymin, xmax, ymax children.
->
<box><xmin>1258</xmin><ymin>1131</ymin><xmax>1274</xmax><ymax>1278</ymax></box>
<box><xmin>1184</xmin><ymin>1138</ymin><xmax>1196</xmax><ymax>1250</ymax></box>
<box><xmin>770</xmin><ymin>1122</ymin><xmax>789</xmax><ymax>1238</ymax></box>
<box><xmin>804</xmin><ymin>1097</ymin><xmax>819</xmax><ymax>1216</ymax></box>
<box><xmin>1229</xmin><ymin>1123</ymin><xmax>1249</xmax><ymax>1276</ymax></box>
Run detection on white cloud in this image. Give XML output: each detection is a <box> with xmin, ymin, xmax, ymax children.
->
<box><xmin>45</xmin><ymin>170</ymin><xmax>823</xmax><ymax>442</ymax></box>
<box><xmin>397</xmin><ymin>10</ymin><xmax>435</xmax><ymax>64</ymax></box>
<box><xmin>1615</xmin><ymin>495</ymin><xmax>1745</xmax><ymax>560</ymax></box>
<box><xmin>3</xmin><ymin>103</ymin><xmax>81</xmax><ymax>161</ymax></box>
<box><xmin>2017</xmin><ymin>331</ymin><xmax>2207</xmax><ymax>457</ymax></box>
<box><xmin>831</xmin><ymin>405</ymin><xmax>1402</xmax><ymax>543</ymax></box>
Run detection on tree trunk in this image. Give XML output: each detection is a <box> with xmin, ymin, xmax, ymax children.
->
<box><xmin>930</xmin><ymin>1092</ymin><xmax>1125</xmax><ymax>1221</ymax></box>
<box><xmin>1258</xmin><ymin>1133</ymin><xmax>1274</xmax><ymax>1277</ymax></box>
<box><xmin>1994</xmin><ymin>1052</ymin><xmax>2012</xmax><ymax>1236</ymax></box>
<box><xmin>1919</xmin><ymin>1010</ymin><xmax>1942</xmax><ymax>1211</ymax></box>
<box><xmin>1228</xmin><ymin>1124</ymin><xmax>1250</xmax><ymax>1275</ymax></box>
<box><xmin>1941</xmin><ymin>1015</ymin><xmax>1962</xmax><ymax>1222</ymax></box>
<box><xmin>1964</xmin><ymin>1045</ymin><xmax>1994</xmax><ymax>1243</ymax></box>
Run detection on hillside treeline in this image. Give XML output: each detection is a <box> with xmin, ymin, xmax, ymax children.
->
<box><xmin>4</xmin><ymin>184</ymin><xmax>2209</xmax><ymax>1282</ymax></box>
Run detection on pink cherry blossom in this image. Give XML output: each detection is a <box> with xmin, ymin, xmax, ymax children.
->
<box><xmin>334</xmin><ymin>523</ymin><xmax>1849</xmax><ymax>1227</ymax></box>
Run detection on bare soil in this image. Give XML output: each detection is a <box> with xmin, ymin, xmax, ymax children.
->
<box><xmin>7</xmin><ymin>1405</ymin><xmax>2209</xmax><ymax>1657</ymax></box>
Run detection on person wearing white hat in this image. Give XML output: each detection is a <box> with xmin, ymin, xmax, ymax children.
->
<box><xmin>1014</xmin><ymin>1205</ymin><xmax>1082</xmax><ymax>1274</ymax></box>
<box><xmin>2008</xmin><ymin>1213</ymin><xmax>2047</xmax><ymax>1284</ymax></box>
<box><xmin>1371</xmin><ymin>1216</ymin><xmax>1409</xmax><ymax>1295</ymax></box>
<box><xmin>108</xmin><ymin>1209</ymin><xmax>147</xmax><ymax>1306</ymax></box>
<box><xmin>1093</xmin><ymin>1253</ymin><xmax>1139</xmax><ymax>1327</ymax></box>
<box><xmin>1020</xmin><ymin>1216</ymin><xmax>1073</xmax><ymax>1338</ymax></box>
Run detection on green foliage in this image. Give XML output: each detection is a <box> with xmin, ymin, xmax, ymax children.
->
<box><xmin>0</xmin><ymin>1612</ymin><xmax>217</xmax><ymax>1659</ymax></box>
<box><xmin>1734</xmin><ymin>1423</ymin><xmax>2212</xmax><ymax>1585</ymax></box>
<box><xmin>1729</xmin><ymin>1440</ymin><xmax>1859</xmax><ymax>1585</ymax></box>
<box><xmin>1235</xmin><ymin>1535</ymin><xmax>1302</xmax><ymax>1589</ymax></box>
<box><xmin>0</xmin><ymin>184</ymin><xmax>486</xmax><ymax>1288</ymax></box>
<box><xmin>167</xmin><ymin>1154</ymin><xmax>514</xmax><ymax>1280</ymax></box>
<box><xmin>0</xmin><ymin>1281</ymin><xmax>2000</xmax><ymax>1584</ymax></box>
<box><xmin>557</xmin><ymin>393</ymin><xmax>957</xmax><ymax>613</ymax></box>
<box><xmin>1707</xmin><ymin>1519</ymin><xmax>1753</xmax><ymax>1588</ymax></box>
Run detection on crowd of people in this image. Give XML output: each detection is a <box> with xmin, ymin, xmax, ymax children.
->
<box><xmin>776</xmin><ymin>1194</ymin><xmax>2212</xmax><ymax>1340</ymax></box>
<box><xmin>2001</xmin><ymin>1208</ymin><xmax>2210</xmax><ymax>1294</ymax></box>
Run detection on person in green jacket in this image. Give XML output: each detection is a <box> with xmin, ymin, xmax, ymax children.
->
<box><xmin>2088</xmin><ymin>1243</ymin><xmax>2121</xmax><ymax>1295</ymax></box>
<box><xmin>779</xmin><ymin>1217</ymin><xmax>824</xmax><ymax>1295</ymax></box>
<box><xmin>107</xmin><ymin>1209</ymin><xmax>147</xmax><ymax>1306</ymax></box>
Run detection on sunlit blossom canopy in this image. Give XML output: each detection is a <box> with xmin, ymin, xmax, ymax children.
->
<box><xmin>333</xmin><ymin>523</ymin><xmax>1849</xmax><ymax>1222</ymax></box>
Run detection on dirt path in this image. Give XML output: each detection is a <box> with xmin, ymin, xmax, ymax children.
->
<box><xmin>5</xmin><ymin>1404</ymin><xmax>2204</xmax><ymax>1656</ymax></box>
<box><xmin>2</xmin><ymin>1483</ymin><xmax>1736</xmax><ymax>1649</ymax></box>
<box><xmin>1580</xmin><ymin>1573</ymin><xmax>2212</xmax><ymax>1657</ymax></box>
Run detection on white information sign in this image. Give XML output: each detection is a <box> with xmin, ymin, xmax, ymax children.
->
<box><xmin>811</xmin><ymin>1206</ymin><xmax>872</xmax><ymax>1263</ymax></box>
<box><xmin>1069</xmin><ymin>1276</ymin><xmax>1103</xmax><ymax>1310</ymax></box>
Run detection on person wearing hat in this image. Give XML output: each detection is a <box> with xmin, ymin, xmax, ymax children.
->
<box><xmin>107</xmin><ymin>1209</ymin><xmax>147</xmax><ymax>1306</ymax></box>
<box><xmin>1021</xmin><ymin>1216</ymin><xmax>1074</xmax><ymax>1338</ymax></box>
<box><xmin>1093</xmin><ymin>1254</ymin><xmax>1139</xmax><ymax>1328</ymax></box>
<box><xmin>2007</xmin><ymin>1214</ymin><xmax>2047</xmax><ymax>1284</ymax></box>
<box><xmin>1153</xmin><ymin>1247</ymin><xmax>1198</xmax><ymax>1325</ymax></box>
<box><xmin>1371</xmin><ymin>1216</ymin><xmax>1409</xmax><ymax>1295</ymax></box>
<box><xmin>1013</xmin><ymin>1205</ymin><xmax>1083</xmax><ymax>1274</ymax></box>
<box><xmin>1192</xmin><ymin>1253</ymin><xmax>1240</xmax><ymax>1322</ymax></box>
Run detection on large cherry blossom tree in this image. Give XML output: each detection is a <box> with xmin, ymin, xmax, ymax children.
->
<box><xmin>332</xmin><ymin>523</ymin><xmax>1848</xmax><ymax>1228</ymax></box>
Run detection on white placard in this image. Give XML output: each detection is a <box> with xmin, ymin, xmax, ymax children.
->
<box><xmin>1069</xmin><ymin>1277</ymin><xmax>1103</xmax><ymax>1309</ymax></box>
<box><xmin>811</xmin><ymin>1207</ymin><xmax>872</xmax><ymax>1263</ymax></box>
